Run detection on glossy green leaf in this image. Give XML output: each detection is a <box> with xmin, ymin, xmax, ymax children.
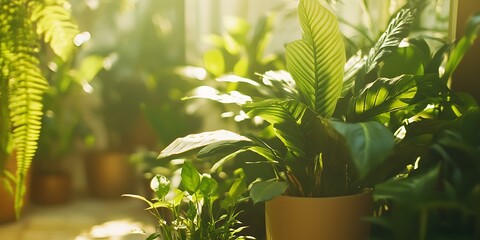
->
<box><xmin>250</xmin><ymin>180</ymin><xmax>288</xmax><ymax>203</ymax></box>
<box><xmin>157</xmin><ymin>130</ymin><xmax>251</xmax><ymax>160</ymax></box>
<box><xmin>349</xmin><ymin>75</ymin><xmax>418</xmax><ymax>121</ymax></box>
<box><xmin>330</xmin><ymin>121</ymin><xmax>394</xmax><ymax>179</ymax></box>
<box><xmin>181</xmin><ymin>161</ymin><xmax>201</xmax><ymax>194</ymax></box>
<box><xmin>286</xmin><ymin>0</ymin><xmax>345</xmax><ymax>117</ymax></box>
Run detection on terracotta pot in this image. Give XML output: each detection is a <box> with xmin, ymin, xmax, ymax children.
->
<box><xmin>31</xmin><ymin>172</ymin><xmax>72</xmax><ymax>205</ymax></box>
<box><xmin>0</xmin><ymin>179</ymin><xmax>17</xmax><ymax>223</ymax></box>
<box><xmin>85</xmin><ymin>151</ymin><xmax>136</xmax><ymax>198</ymax></box>
<box><xmin>265</xmin><ymin>191</ymin><xmax>372</xmax><ymax>240</ymax></box>
<box><xmin>0</xmin><ymin>153</ymin><xmax>31</xmax><ymax>223</ymax></box>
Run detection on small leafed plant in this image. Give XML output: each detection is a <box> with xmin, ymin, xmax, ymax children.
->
<box><xmin>124</xmin><ymin>161</ymin><xmax>253</xmax><ymax>240</ymax></box>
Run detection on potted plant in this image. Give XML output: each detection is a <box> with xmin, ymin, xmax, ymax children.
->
<box><xmin>0</xmin><ymin>0</ymin><xmax>78</xmax><ymax>221</ymax></box>
<box><xmin>157</xmin><ymin>1</ymin><xmax>479</xmax><ymax>239</ymax></box>
<box><xmin>156</xmin><ymin>0</ymin><xmax>400</xmax><ymax>239</ymax></box>
<box><xmin>123</xmin><ymin>161</ymin><xmax>253</xmax><ymax>240</ymax></box>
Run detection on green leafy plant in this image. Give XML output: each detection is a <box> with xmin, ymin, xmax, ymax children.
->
<box><xmin>0</xmin><ymin>0</ymin><xmax>78</xmax><ymax>217</ymax></box>
<box><xmin>158</xmin><ymin>0</ymin><xmax>398</xmax><ymax>201</ymax></box>
<box><xmin>372</xmin><ymin>107</ymin><xmax>480</xmax><ymax>239</ymax></box>
<box><xmin>124</xmin><ymin>161</ymin><xmax>253</xmax><ymax>240</ymax></box>
<box><xmin>36</xmin><ymin>54</ymin><xmax>103</xmax><ymax>173</ymax></box>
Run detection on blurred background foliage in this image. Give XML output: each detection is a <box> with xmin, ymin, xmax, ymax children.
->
<box><xmin>48</xmin><ymin>0</ymin><xmax>452</xmax><ymax>154</ymax></box>
<box><xmin>25</xmin><ymin>0</ymin><xmax>470</xmax><ymax>237</ymax></box>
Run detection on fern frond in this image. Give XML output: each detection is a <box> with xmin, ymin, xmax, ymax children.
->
<box><xmin>353</xmin><ymin>9</ymin><xmax>414</xmax><ymax>93</ymax></box>
<box><xmin>364</xmin><ymin>9</ymin><xmax>415</xmax><ymax>74</ymax></box>
<box><xmin>1</xmin><ymin>0</ymin><xmax>48</xmax><ymax>218</ymax></box>
<box><xmin>30</xmin><ymin>0</ymin><xmax>79</xmax><ymax>61</ymax></box>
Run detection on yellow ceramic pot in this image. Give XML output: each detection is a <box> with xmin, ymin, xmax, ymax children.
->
<box><xmin>265</xmin><ymin>190</ymin><xmax>372</xmax><ymax>240</ymax></box>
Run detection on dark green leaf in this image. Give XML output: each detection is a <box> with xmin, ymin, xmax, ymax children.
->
<box><xmin>330</xmin><ymin>121</ymin><xmax>394</xmax><ymax>179</ymax></box>
<box><xmin>250</xmin><ymin>180</ymin><xmax>288</xmax><ymax>203</ymax></box>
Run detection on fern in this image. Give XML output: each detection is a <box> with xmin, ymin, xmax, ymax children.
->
<box><xmin>0</xmin><ymin>0</ymin><xmax>78</xmax><ymax>218</ymax></box>
<box><xmin>30</xmin><ymin>0</ymin><xmax>79</xmax><ymax>61</ymax></box>
<box><xmin>354</xmin><ymin>9</ymin><xmax>415</xmax><ymax>93</ymax></box>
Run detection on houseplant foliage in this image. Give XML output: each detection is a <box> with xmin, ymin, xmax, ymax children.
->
<box><xmin>157</xmin><ymin>0</ymin><xmax>478</xmax><ymax>238</ymax></box>
<box><xmin>124</xmin><ymin>161</ymin><xmax>253</xmax><ymax>240</ymax></box>
<box><xmin>0</xmin><ymin>0</ymin><xmax>78</xmax><ymax>216</ymax></box>
<box><xmin>158</xmin><ymin>0</ymin><xmax>398</xmax><ymax>201</ymax></box>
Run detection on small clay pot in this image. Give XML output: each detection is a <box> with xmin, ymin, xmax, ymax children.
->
<box><xmin>31</xmin><ymin>172</ymin><xmax>72</xmax><ymax>205</ymax></box>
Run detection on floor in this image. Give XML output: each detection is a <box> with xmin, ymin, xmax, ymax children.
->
<box><xmin>0</xmin><ymin>197</ymin><xmax>156</xmax><ymax>240</ymax></box>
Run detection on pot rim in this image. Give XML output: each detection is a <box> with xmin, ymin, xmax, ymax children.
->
<box><xmin>271</xmin><ymin>188</ymin><xmax>372</xmax><ymax>201</ymax></box>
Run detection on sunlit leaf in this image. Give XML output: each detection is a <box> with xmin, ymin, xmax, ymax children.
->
<box><xmin>286</xmin><ymin>0</ymin><xmax>345</xmax><ymax>117</ymax></box>
<box><xmin>157</xmin><ymin>130</ymin><xmax>251</xmax><ymax>160</ymax></box>
<box><xmin>349</xmin><ymin>75</ymin><xmax>418</xmax><ymax>121</ymax></box>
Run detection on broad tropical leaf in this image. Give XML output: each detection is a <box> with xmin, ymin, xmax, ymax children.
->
<box><xmin>286</xmin><ymin>0</ymin><xmax>345</xmax><ymax>117</ymax></box>
<box><xmin>349</xmin><ymin>75</ymin><xmax>418</xmax><ymax>122</ymax></box>
<box><xmin>330</xmin><ymin>121</ymin><xmax>395</xmax><ymax>179</ymax></box>
<box><xmin>157</xmin><ymin>130</ymin><xmax>252</xmax><ymax>160</ymax></box>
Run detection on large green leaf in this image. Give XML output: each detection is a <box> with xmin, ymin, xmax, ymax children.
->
<box><xmin>286</xmin><ymin>0</ymin><xmax>345</xmax><ymax>118</ymax></box>
<box><xmin>349</xmin><ymin>75</ymin><xmax>418</xmax><ymax>122</ymax></box>
<box><xmin>244</xmin><ymin>99</ymin><xmax>307</xmax><ymax>158</ymax></box>
<box><xmin>157</xmin><ymin>130</ymin><xmax>252</xmax><ymax>160</ymax></box>
<box><xmin>330</xmin><ymin>121</ymin><xmax>394</xmax><ymax>179</ymax></box>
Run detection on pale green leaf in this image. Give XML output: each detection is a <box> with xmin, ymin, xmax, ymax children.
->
<box><xmin>286</xmin><ymin>0</ymin><xmax>345</xmax><ymax>117</ymax></box>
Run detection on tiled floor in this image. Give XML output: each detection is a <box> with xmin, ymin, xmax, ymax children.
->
<box><xmin>0</xmin><ymin>197</ymin><xmax>156</xmax><ymax>240</ymax></box>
